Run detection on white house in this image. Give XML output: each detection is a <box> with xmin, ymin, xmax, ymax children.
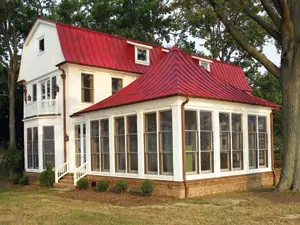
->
<box><xmin>18</xmin><ymin>18</ymin><xmax>278</xmax><ymax>198</ymax></box>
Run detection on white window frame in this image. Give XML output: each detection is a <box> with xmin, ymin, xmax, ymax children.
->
<box><xmin>135</xmin><ymin>46</ymin><xmax>150</xmax><ymax>66</ymax></box>
<box><xmin>200</xmin><ymin>61</ymin><xmax>210</xmax><ymax>71</ymax></box>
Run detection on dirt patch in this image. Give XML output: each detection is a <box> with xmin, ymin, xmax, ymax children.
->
<box><xmin>54</xmin><ymin>189</ymin><xmax>175</xmax><ymax>207</ymax></box>
<box><xmin>0</xmin><ymin>180</ymin><xmax>41</xmax><ymax>190</ymax></box>
<box><xmin>249</xmin><ymin>189</ymin><xmax>300</xmax><ymax>204</ymax></box>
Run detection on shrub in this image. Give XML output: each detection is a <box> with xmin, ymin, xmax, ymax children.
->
<box><xmin>0</xmin><ymin>147</ymin><xmax>23</xmax><ymax>179</ymax></box>
<box><xmin>95</xmin><ymin>180</ymin><xmax>109</xmax><ymax>192</ymax></box>
<box><xmin>141</xmin><ymin>179</ymin><xmax>154</xmax><ymax>196</ymax></box>
<box><xmin>115</xmin><ymin>180</ymin><xmax>128</xmax><ymax>192</ymax></box>
<box><xmin>77</xmin><ymin>178</ymin><xmax>89</xmax><ymax>190</ymax></box>
<box><xmin>19</xmin><ymin>175</ymin><xmax>29</xmax><ymax>185</ymax></box>
<box><xmin>12</xmin><ymin>174</ymin><xmax>22</xmax><ymax>184</ymax></box>
<box><xmin>39</xmin><ymin>165</ymin><xmax>55</xmax><ymax>187</ymax></box>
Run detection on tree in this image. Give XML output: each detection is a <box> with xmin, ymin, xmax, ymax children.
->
<box><xmin>0</xmin><ymin>0</ymin><xmax>56</xmax><ymax>149</ymax></box>
<box><xmin>178</xmin><ymin>0</ymin><xmax>299</xmax><ymax>191</ymax></box>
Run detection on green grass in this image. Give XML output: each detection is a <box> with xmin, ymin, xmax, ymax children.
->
<box><xmin>1</xmin><ymin>188</ymin><xmax>300</xmax><ymax>224</ymax></box>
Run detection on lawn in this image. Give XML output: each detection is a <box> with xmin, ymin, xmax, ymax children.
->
<box><xmin>0</xmin><ymin>186</ymin><xmax>300</xmax><ymax>225</ymax></box>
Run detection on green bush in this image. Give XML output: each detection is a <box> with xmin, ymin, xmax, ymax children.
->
<box><xmin>12</xmin><ymin>174</ymin><xmax>22</xmax><ymax>184</ymax></box>
<box><xmin>141</xmin><ymin>179</ymin><xmax>154</xmax><ymax>196</ymax></box>
<box><xmin>115</xmin><ymin>180</ymin><xmax>128</xmax><ymax>192</ymax></box>
<box><xmin>95</xmin><ymin>180</ymin><xmax>109</xmax><ymax>192</ymax></box>
<box><xmin>19</xmin><ymin>175</ymin><xmax>29</xmax><ymax>185</ymax></box>
<box><xmin>77</xmin><ymin>178</ymin><xmax>89</xmax><ymax>190</ymax></box>
<box><xmin>39</xmin><ymin>165</ymin><xmax>55</xmax><ymax>187</ymax></box>
<box><xmin>0</xmin><ymin>147</ymin><xmax>23</xmax><ymax>179</ymax></box>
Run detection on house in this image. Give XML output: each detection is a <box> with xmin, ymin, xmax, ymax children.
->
<box><xmin>18</xmin><ymin>18</ymin><xmax>278</xmax><ymax>198</ymax></box>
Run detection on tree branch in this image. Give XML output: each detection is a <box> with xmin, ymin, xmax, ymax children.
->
<box><xmin>260</xmin><ymin>0</ymin><xmax>281</xmax><ymax>30</ymax></box>
<box><xmin>242</xmin><ymin>4</ymin><xmax>281</xmax><ymax>42</ymax></box>
<box><xmin>209</xmin><ymin>0</ymin><xmax>281</xmax><ymax>79</ymax></box>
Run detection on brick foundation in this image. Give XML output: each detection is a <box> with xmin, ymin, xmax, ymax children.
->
<box><xmin>24</xmin><ymin>172</ymin><xmax>40</xmax><ymax>185</ymax></box>
<box><xmin>87</xmin><ymin>171</ymin><xmax>275</xmax><ymax>198</ymax></box>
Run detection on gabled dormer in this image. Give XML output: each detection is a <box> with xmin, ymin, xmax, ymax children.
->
<box><xmin>192</xmin><ymin>56</ymin><xmax>213</xmax><ymax>71</ymax></box>
<box><xmin>127</xmin><ymin>40</ymin><xmax>152</xmax><ymax>66</ymax></box>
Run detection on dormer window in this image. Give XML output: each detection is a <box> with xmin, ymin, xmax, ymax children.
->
<box><xmin>39</xmin><ymin>38</ymin><xmax>45</xmax><ymax>52</ymax></box>
<box><xmin>127</xmin><ymin>40</ymin><xmax>152</xmax><ymax>66</ymax></box>
<box><xmin>192</xmin><ymin>56</ymin><xmax>212</xmax><ymax>72</ymax></box>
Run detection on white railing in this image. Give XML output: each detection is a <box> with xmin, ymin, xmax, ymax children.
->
<box><xmin>74</xmin><ymin>162</ymin><xmax>88</xmax><ymax>185</ymax></box>
<box><xmin>24</xmin><ymin>100</ymin><xmax>59</xmax><ymax>118</ymax></box>
<box><xmin>55</xmin><ymin>161</ymin><xmax>69</xmax><ymax>183</ymax></box>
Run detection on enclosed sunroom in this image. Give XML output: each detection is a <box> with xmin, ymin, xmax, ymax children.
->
<box><xmin>69</xmin><ymin>46</ymin><xmax>278</xmax><ymax>197</ymax></box>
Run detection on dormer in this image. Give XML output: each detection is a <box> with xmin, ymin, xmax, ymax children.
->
<box><xmin>192</xmin><ymin>56</ymin><xmax>213</xmax><ymax>71</ymax></box>
<box><xmin>127</xmin><ymin>41</ymin><xmax>152</xmax><ymax>66</ymax></box>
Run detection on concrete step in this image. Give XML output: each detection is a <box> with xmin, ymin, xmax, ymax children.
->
<box><xmin>59</xmin><ymin>179</ymin><xmax>74</xmax><ymax>185</ymax></box>
<box><xmin>60</xmin><ymin>176</ymin><xmax>74</xmax><ymax>181</ymax></box>
<box><xmin>53</xmin><ymin>183</ymin><xmax>75</xmax><ymax>189</ymax></box>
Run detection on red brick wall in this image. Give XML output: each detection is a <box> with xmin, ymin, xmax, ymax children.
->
<box><xmin>24</xmin><ymin>172</ymin><xmax>40</xmax><ymax>185</ymax></box>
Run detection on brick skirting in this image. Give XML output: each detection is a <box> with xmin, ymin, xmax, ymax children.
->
<box><xmin>24</xmin><ymin>172</ymin><xmax>40</xmax><ymax>185</ymax></box>
<box><xmin>87</xmin><ymin>171</ymin><xmax>276</xmax><ymax>198</ymax></box>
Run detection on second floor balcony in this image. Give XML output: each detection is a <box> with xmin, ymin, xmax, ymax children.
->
<box><xmin>24</xmin><ymin>100</ymin><xmax>60</xmax><ymax>118</ymax></box>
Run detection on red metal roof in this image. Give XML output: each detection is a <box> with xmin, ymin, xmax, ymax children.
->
<box><xmin>54</xmin><ymin>21</ymin><xmax>252</xmax><ymax>92</ymax></box>
<box><xmin>74</xmin><ymin>46</ymin><xmax>278</xmax><ymax>115</ymax></box>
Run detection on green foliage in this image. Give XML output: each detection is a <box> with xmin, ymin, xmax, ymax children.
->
<box><xmin>19</xmin><ymin>175</ymin><xmax>29</xmax><ymax>185</ymax></box>
<box><xmin>0</xmin><ymin>147</ymin><xmax>23</xmax><ymax>179</ymax></box>
<box><xmin>115</xmin><ymin>180</ymin><xmax>128</xmax><ymax>192</ymax></box>
<box><xmin>39</xmin><ymin>165</ymin><xmax>55</xmax><ymax>187</ymax></box>
<box><xmin>77</xmin><ymin>178</ymin><xmax>89</xmax><ymax>190</ymax></box>
<box><xmin>12</xmin><ymin>174</ymin><xmax>22</xmax><ymax>184</ymax></box>
<box><xmin>141</xmin><ymin>179</ymin><xmax>154</xmax><ymax>196</ymax></box>
<box><xmin>95</xmin><ymin>180</ymin><xmax>109</xmax><ymax>192</ymax></box>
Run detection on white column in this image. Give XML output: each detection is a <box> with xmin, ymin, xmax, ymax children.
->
<box><xmin>213</xmin><ymin>110</ymin><xmax>220</xmax><ymax>177</ymax></box>
<box><xmin>109</xmin><ymin>115</ymin><xmax>115</xmax><ymax>175</ymax></box>
<box><xmin>86</xmin><ymin>119</ymin><xmax>91</xmax><ymax>173</ymax></box>
<box><xmin>24</xmin><ymin>125</ymin><xmax>28</xmax><ymax>170</ymax></box>
<box><xmin>137</xmin><ymin>110</ymin><xmax>144</xmax><ymax>178</ymax></box>
<box><xmin>267</xmin><ymin>113</ymin><xmax>272</xmax><ymax>169</ymax></box>
<box><xmin>68</xmin><ymin>123</ymin><xmax>75</xmax><ymax>172</ymax></box>
<box><xmin>243</xmin><ymin>112</ymin><xmax>249</xmax><ymax>172</ymax></box>
<box><xmin>172</xmin><ymin>104</ymin><xmax>182</xmax><ymax>181</ymax></box>
<box><xmin>38</xmin><ymin>124</ymin><xmax>43</xmax><ymax>171</ymax></box>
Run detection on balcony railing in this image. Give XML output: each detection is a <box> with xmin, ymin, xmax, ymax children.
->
<box><xmin>24</xmin><ymin>100</ymin><xmax>60</xmax><ymax>118</ymax></box>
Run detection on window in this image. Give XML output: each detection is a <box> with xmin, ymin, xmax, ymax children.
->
<box><xmin>127</xmin><ymin>116</ymin><xmax>138</xmax><ymax>172</ymax></box>
<box><xmin>144</xmin><ymin>113</ymin><xmax>158</xmax><ymax>174</ymax></box>
<box><xmin>114</xmin><ymin>116</ymin><xmax>138</xmax><ymax>173</ymax></box>
<box><xmin>100</xmin><ymin>119</ymin><xmax>110</xmax><ymax>171</ymax></box>
<box><xmin>219</xmin><ymin>113</ymin><xmax>243</xmax><ymax>171</ymax></box>
<box><xmin>159</xmin><ymin>111</ymin><xmax>173</xmax><ymax>174</ymax></box>
<box><xmin>90</xmin><ymin>119</ymin><xmax>110</xmax><ymax>172</ymax></box>
<box><xmin>248</xmin><ymin>115</ymin><xmax>268</xmax><ymax>168</ymax></box>
<box><xmin>135</xmin><ymin>47</ymin><xmax>150</xmax><ymax>65</ymax></box>
<box><xmin>112</xmin><ymin>78</ymin><xmax>123</xmax><ymax>95</ymax></box>
<box><xmin>185</xmin><ymin>111</ymin><xmax>198</xmax><ymax>173</ymax></box>
<box><xmin>40</xmin><ymin>77</ymin><xmax>56</xmax><ymax>100</ymax></box>
<box><xmin>200</xmin><ymin>111</ymin><xmax>213</xmax><ymax>172</ymax></box>
<box><xmin>43</xmin><ymin>126</ymin><xmax>55</xmax><ymax>168</ymax></box>
<box><xmin>200</xmin><ymin>61</ymin><xmax>209</xmax><ymax>70</ymax></box>
<box><xmin>27</xmin><ymin>127</ymin><xmax>38</xmax><ymax>169</ymax></box>
<box><xmin>90</xmin><ymin>121</ymin><xmax>100</xmax><ymax>171</ymax></box>
<box><xmin>39</xmin><ymin>38</ymin><xmax>45</xmax><ymax>52</ymax></box>
<box><xmin>81</xmin><ymin>74</ymin><xmax>94</xmax><ymax>103</ymax></box>
<box><xmin>75</xmin><ymin>124</ymin><xmax>86</xmax><ymax>167</ymax></box>
<box><xmin>32</xmin><ymin>84</ymin><xmax>37</xmax><ymax>102</ymax></box>
<box><xmin>115</xmin><ymin>117</ymin><xmax>126</xmax><ymax>172</ymax></box>
<box><xmin>219</xmin><ymin>113</ymin><xmax>230</xmax><ymax>171</ymax></box>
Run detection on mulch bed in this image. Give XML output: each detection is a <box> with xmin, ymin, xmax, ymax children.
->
<box><xmin>0</xmin><ymin>180</ymin><xmax>41</xmax><ymax>190</ymax></box>
<box><xmin>54</xmin><ymin>189</ymin><xmax>175</xmax><ymax>207</ymax></box>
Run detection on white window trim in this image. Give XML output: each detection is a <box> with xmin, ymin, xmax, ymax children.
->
<box><xmin>200</xmin><ymin>61</ymin><xmax>211</xmax><ymax>71</ymax></box>
<box><xmin>134</xmin><ymin>46</ymin><xmax>150</xmax><ymax>66</ymax></box>
<box><xmin>37</xmin><ymin>35</ymin><xmax>45</xmax><ymax>55</ymax></box>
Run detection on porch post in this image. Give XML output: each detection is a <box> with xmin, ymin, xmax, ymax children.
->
<box><xmin>109</xmin><ymin>115</ymin><xmax>115</xmax><ymax>175</ymax></box>
<box><xmin>137</xmin><ymin>110</ymin><xmax>145</xmax><ymax>178</ymax></box>
<box><xmin>213</xmin><ymin>110</ymin><xmax>220</xmax><ymax>176</ymax></box>
<box><xmin>38</xmin><ymin>124</ymin><xmax>43</xmax><ymax>171</ymax></box>
<box><xmin>172</xmin><ymin>103</ymin><xmax>183</xmax><ymax>181</ymax></box>
<box><xmin>243</xmin><ymin>112</ymin><xmax>249</xmax><ymax>172</ymax></box>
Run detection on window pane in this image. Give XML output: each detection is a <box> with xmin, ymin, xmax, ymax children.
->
<box><xmin>81</xmin><ymin>74</ymin><xmax>93</xmax><ymax>102</ymax></box>
<box><xmin>146</xmin><ymin>153</ymin><xmax>157</xmax><ymax>173</ymax></box>
<box><xmin>161</xmin><ymin>152</ymin><xmax>173</xmax><ymax>173</ymax></box>
<box><xmin>248</xmin><ymin>115</ymin><xmax>257</xmax><ymax>132</ymax></box>
<box><xmin>112</xmin><ymin>78</ymin><xmax>123</xmax><ymax>94</ymax></box>
<box><xmin>200</xmin><ymin>132</ymin><xmax>213</xmax><ymax>151</ymax></box>
<box><xmin>27</xmin><ymin>128</ymin><xmax>33</xmax><ymax>168</ymax></box>
<box><xmin>43</xmin><ymin>126</ymin><xmax>55</xmax><ymax>168</ymax></box>
<box><xmin>160</xmin><ymin>111</ymin><xmax>172</xmax><ymax>131</ymax></box>
<box><xmin>145</xmin><ymin>113</ymin><xmax>156</xmax><ymax>132</ymax></box>
<box><xmin>33</xmin><ymin>127</ymin><xmax>39</xmax><ymax>169</ymax></box>
<box><xmin>33</xmin><ymin>84</ymin><xmax>37</xmax><ymax>102</ymax></box>
<box><xmin>51</xmin><ymin>76</ymin><xmax>57</xmax><ymax>99</ymax></box>
<box><xmin>200</xmin><ymin>111</ymin><xmax>212</xmax><ymax>130</ymax></box>
<box><xmin>258</xmin><ymin>117</ymin><xmax>267</xmax><ymax>132</ymax></box>
<box><xmin>127</xmin><ymin>115</ymin><xmax>138</xmax><ymax>173</ymax></box>
<box><xmin>232</xmin><ymin>114</ymin><xmax>242</xmax><ymax>132</ymax></box>
<box><xmin>82</xmin><ymin>74</ymin><xmax>93</xmax><ymax>88</ymax></box>
<box><xmin>116</xmin><ymin>117</ymin><xmax>125</xmax><ymax>135</ymax></box>
<box><xmin>137</xmin><ymin>48</ymin><xmax>147</xmax><ymax>61</ymax></box>
<box><xmin>185</xmin><ymin>111</ymin><xmax>197</xmax><ymax>130</ymax></box>
<box><xmin>219</xmin><ymin>113</ymin><xmax>229</xmax><ymax>131</ymax></box>
<box><xmin>41</xmin><ymin>82</ymin><xmax>45</xmax><ymax>100</ymax></box>
<box><xmin>220</xmin><ymin>132</ymin><xmax>230</xmax><ymax>151</ymax></box>
<box><xmin>233</xmin><ymin>151</ymin><xmax>242</xmax><ymax>169</ymax></box>
<box><xmin>232</xmin><ymin>133</ymin><xmax>243</xmax><ymax>150</ymax></box>
<box><xmin>259</xmin><ymin>150</ymin><xmax>267</xmax><ymax>167</ymax></box>
<box><xmin>39</xmin><ymin>39</ymin><xmax>44</xmax><ymax>51</ymax></box>
<box><xmin>46</xmin><ymin>80</ymin><xmax>51</xmax><ymax>100</ymax></box>
<box><xmin>145</xmin><ymin>133</ymin><xmax>157</xmax><ymax>152</ymax></box>
<box><xmin>249</xmin><ymin>150</ymin><xmax>257</xmax><ymax>168</ymax></box>
<box><xmin>186</xmin><ymin>152</ymin><xmax>197</xmax><ymax>172</ymax></box>
<box><xmin>115</xmin><ymin>118</ymin><xmax>125</xmax><ymax>172</ymax></box>
<box><xmin>91</xmin><ymin>121</ymin><xmax>100</xmax><ymax>171</ymax></box>
<box><xmin>201</xmin><ymin>152</ymin><xmax>213</xmax><ymax>171</ymax></box>
<box><xmin>127</xmin><ymin>116</ymin><xmax>137</xmax><ymax>134</ymax></box>
<box><xmin>248</xmin><ymin>115</ymin><xmax>258</xmax><ymax>169</ymax></box>
<box><xmin>220</xmin><ymin>152</ymin><xmax>230</xmax><ymax>170</ymax></box>
<box><xmin>75</xmin><ymin>125</ymin><xmax>81</xmax><ymax>167</ymax></box>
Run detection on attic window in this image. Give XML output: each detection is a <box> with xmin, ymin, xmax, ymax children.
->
<box><xmin>127</xmin><ymin>40</ymin><xmax>152</xmax><ymax>66</ymax></box>
<box><xmin>191</xmin><ymin>56</ymin><xmax>212</xmax><ymax>72</ymax></box>
<box><xmin>39</xmin><ymin>38</ymin><xmax>45</xmax><ymax>53</ymax></box>
<box><xmin>200</xmin><ymin>61</ymin><xmax>209</xmax><ymax>71</ymax></box>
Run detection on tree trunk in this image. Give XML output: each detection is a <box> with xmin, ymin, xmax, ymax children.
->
<box><xmin>8</xmin><ymin>70</ymin><xmax>16</xmax><ymax>149</ymax></box>
<box><xmin>276</xmin><ymin>47</ymin><xmax>300</xmax><ymax>191</ymax></box>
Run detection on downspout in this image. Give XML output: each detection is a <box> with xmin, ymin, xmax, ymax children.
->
<box><xmin>181</xmin><ymin>96</ymin><xmax>190</xmax><ymax>199</ymax></box>
<box><xmin>58</xmin><ymin>66</ymin><xmax>68</xmax><ymax>163</ymax></box>
<box><xmin>270</xmin><ymin>110</ymin><xmax>276</xmax><ymax>185</ymax></box>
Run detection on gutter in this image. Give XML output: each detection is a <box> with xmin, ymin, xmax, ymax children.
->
<box><xmin>181</xmin><ymin>96</ymin><xmax>190</xmax><ymax>199</ymax></box>
<box><xmin>58</xmin><ymin>66</ymin><xmax>68</xmax><ymax>163</ymax></box>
